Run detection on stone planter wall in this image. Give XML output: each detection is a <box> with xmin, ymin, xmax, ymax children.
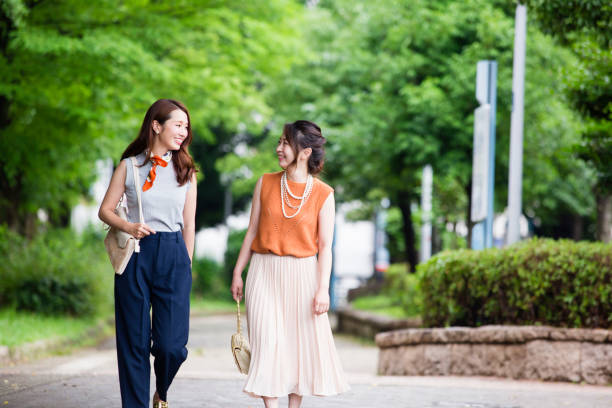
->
<box><xmin>335</xmin><ymin>306</ymin><xmax>420</xmax><ymax>340</ymax></box>
<box><xmin>376</xmin><ymin>325</ymin><xmax>612</xmax><ymax>385</ymax></box>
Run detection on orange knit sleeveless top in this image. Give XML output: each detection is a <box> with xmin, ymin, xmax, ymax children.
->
<box><xmin>250</xmin><ymin>171</ymin><xmax>334</xmax><ymax>258</ymax></box>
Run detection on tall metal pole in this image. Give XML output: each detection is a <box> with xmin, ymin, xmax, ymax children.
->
<box><xmin>420</xmin><ymin>165</ymin><xmax>433</xmax><ymax>262</ymax></box>
<box><xmin>471</xmin><ymin>60</ymin><xmax>497</xmax><ymax>250</ymax></box>
<box><xmin>330</xmin><ymin>220</ymin><xmax>337</xmax><ymax>310</ymax></box>
<box><xmin>485</xmin><ymin>62</ymin><xmax>497</xmax><ymax>248</ymax></box>
<box><xmin>507</xmin><ymin>4</ymin><xmax>527</xmax><ymax>245</ymax></box>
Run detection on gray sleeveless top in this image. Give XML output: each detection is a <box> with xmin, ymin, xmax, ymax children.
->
<box><xmin>123</xmin><ymin>152</ymin><xmax>191</xmax><ymax>232</ymax></box>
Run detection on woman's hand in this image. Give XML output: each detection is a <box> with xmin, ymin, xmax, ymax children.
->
<box><xmin>231</xmin><ymin>275</ymin><xmax>244</xmax><ymax>302</ymax></box>
<box><xmin>313</xmin><ymin>287</ymin><xmax>330</xmax><ymax>315</ymax></box>
<box><xmin>126</xmin><ymin>222</ymin><xmax>156</xmax><ymax>239</ymax></box>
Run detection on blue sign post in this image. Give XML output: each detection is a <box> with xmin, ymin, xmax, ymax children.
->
<box><xmin>330</xmin><ymin>220</ymin><xmax>337</xmax><ymax>310</ymax></box>
<box><xmin>471</xmin><ymin>60</ymin><xmax>497</xmax><ymax>250</ymax></box>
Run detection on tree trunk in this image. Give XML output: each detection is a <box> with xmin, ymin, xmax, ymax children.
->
<box><xmin>431</xmin><ymin>222</ymin><xmax>443</xmax><ymax>255</ymax></box>
<box><xmin>55</xmin><ymin>202</ymin><xmax>71</xmax><ymax>228</ymax></box>
<box><xmin>0</xmin><ymin>163</ymin><xmax>23</xmax><ymax>231</ymax></box>
<box><xmin>596</xmin><ymin>193</ymin><xmax>612</xmax><ymax>243</ymax></box>
<box><xmin>571</xmin><ymin>214</ymin><xmax>583</xmax><ymax>241</ymax></box>
<box><xmin>0</xmin><ymin>12</ymin><xmax>18</xmax><ymax>231</ymax></box>
<box><xmin>24</xmin><ymin>212</ymin><xmax>37</xmax><ymax>239</ymax></box>
<box><xmin>397</xmin><ymin>191</ymin><xmax>418</xmax><ymax>273</ymax></box>
<box><xmin>1</xmin><ymin>3</ymin><xmax>43</xmax><ymax>237</ymax></box>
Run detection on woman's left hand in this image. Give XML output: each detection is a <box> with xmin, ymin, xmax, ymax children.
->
<box><xmin>313</xmin><ymin>288</ymin><xmax>330</xmax><ymax>315</ymax></box>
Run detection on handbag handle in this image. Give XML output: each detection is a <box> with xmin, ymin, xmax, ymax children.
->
<box><xmin>236</xmin><ymin>299</ymin><xmax>242</xmax><ymax>335</ymax></box>
<box><xmin>130</xmin><ymin>157</ymin><xmax>144</xmax><ymax>224</ymax></box>
<box><xmin>130</xmin><ymin>157</ymin><xmax>144</xmax><ymax>252</ymax></box>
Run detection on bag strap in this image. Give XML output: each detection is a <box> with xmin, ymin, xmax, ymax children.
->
<box><xmin>236</xmin><ymin>299</ymin><xmax>242</xmax><ymax>334</ymax></box>
<box><xmin>130</xmin><ymin>157</ymin><xmax>144</xmax><ymax>253</ymax></box>
<box><xmin>130</xmin><ymin>157</ymin><xmax>144</xmax><ymax>224</ymax></box>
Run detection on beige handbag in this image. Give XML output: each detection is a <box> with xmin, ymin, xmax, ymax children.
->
<box><xmin>231</xmin><ymin>299</ymin><xmax>251</xmax><ymax>374</ymax></box>
<box><xmin>104</xmin><ymin>157</ymin><xmax>143</xmax><ymax>275</ymax></box>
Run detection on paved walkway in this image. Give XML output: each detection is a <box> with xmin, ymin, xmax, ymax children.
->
<box><xmin>1</xmin><ymin>313</ymin><xmax>611</xmax><ymax>407</ymax></box>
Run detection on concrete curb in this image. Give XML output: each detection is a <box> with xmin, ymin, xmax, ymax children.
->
<box><xmin>0</xmin><ymin>317</ymin><xmax>114</xmax><ymax>365</ymax></box>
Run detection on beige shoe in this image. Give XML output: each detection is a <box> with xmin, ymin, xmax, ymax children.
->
<box><xmin>153</xmin><ymin>391</ymin><xmax>168</xmax><ymax>408</ymax></box>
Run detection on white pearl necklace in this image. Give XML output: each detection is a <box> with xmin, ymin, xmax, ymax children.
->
<box><xmin>280</xmin><ymin>171</ymin><xmax>313</xmax><ymax>219</ymax></box>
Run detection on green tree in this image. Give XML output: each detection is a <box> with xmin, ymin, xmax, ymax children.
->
<box><xmin>0</xmin><ymin>0</ymin><xmax>303</xmax><ymax>235</ymax></box>
<box><xmin>219</xmin><ymin>0</ymin><xmax>597</xmax><ymax>273</ymax></box>
<box><xmin>250</xmin><ymin>0</ymin><xmax>590</xmax><ymax>270</ymax></box>
<box><xmin>523</xmin><ymin>0</ymin><xmax>612</xmax><ymax>241</ymax></box>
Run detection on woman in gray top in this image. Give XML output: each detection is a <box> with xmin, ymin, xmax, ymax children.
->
<box><xmin>99</xmin><ymin>99</ymin><xmax>197</xmax><ymax>408</ymax></box>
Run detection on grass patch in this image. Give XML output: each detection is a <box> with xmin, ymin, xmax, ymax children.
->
<box><xmin>0</xmin><ymin>308</ymin><xmax>111</xmax><ymax>348</ymax></box>
<box><xmin>350</xmin><ymin>294</ymin><xmax>412</xmax><ymax>319</ymax></box>
<box><xmin>190</xmin><ymin>296</ymin><xmax>240</xmax><ymax>315</ymax></box>
<box><xmin>0</xmin><ymin>297</ymin><xmax>240</xmax><ymax>347</ymax></box>
<box><xmin>333</xmin><ymin>332</ymin><xmax>376</xmax><ymax>347</ymax></box>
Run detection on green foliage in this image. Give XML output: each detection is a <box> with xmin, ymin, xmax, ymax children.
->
<box><xmin>15</xmin><ymin>276</ymin><xmax>92</xmax><ymax>316</ymax></box>
<box><xmin>0</xmin><ymin>0</ymin><xmax>305</xmax><ymax>232</ymax></box>
<box><xmin>384</xmin><ymin>263</ymin><xmax>422</xmax><ymax>318</ymax></box>
<box><xmin>223</xmin><ymin>228</ymin><xmax>247</xmax><ymax>286</ymax></box>
<box><xmin>221</xmin><ymin>0</ymin><xmax>593</xmax><ymax>263</ymax></box>
<box><xmin>350</xmin><ymin>295</ymin><xmax>407</xmax><ymax>319</ymax></box>
<box><xmin>191</xmin><ymin>257</ymin><xmax>226</xmax><ymax>299</ymax></box>
<box><xmin>350</xmin><ymin>263</ymin><xmax>422</xmax><ymax>318</ymax></box>
<box><xmin>0</xmin><ymin>226</ymin><xmax>112</xmax><ymax>316</ymax></box>
<box><xmin>522</xmin><ymin>0</ymin><xmax>612</xmax><ymax>47</ymax></box>
<box><xmin>0</xmin><ymin>308</ymin><xmax>107</xmax><ymax>348</ymax></box>
<box><xmin>418</xmin><ymin>239</ymin><xmax>612</xmax><ymax>328</ymax></box>
<box><xmin>525</xmin><ymin>0</ymin><xmax>612</xmax><ymax>239</ymax></box>
<box><xmin>565</xmin><ymin>40</ymin><xmax>612</xmax><ymax>195</ymax></box>
<box><xmin>385</xmin><ymin>207</ymin><xmax>406</xmax><ymax>262</ymax></box>
<box><xmin>190</xmin><ymin>296</ymin><xmax>240</xmax><ymax>315</ymax></box>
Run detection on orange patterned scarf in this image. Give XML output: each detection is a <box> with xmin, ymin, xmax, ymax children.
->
<box><xmin>142</xmin><ymin>151</ymin><xmax>172</xmax><ymax>192</ymax></box>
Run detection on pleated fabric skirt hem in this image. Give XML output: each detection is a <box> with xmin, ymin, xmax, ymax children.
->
<box><xmin>243</xmin><ymin>253</ymin><xmax>350</xmax><ymax>399</ymax></box>
<box><xmin>243</xmin><ymin>388</ymin><xmax>349</xmax><ymax>399</ymax></box>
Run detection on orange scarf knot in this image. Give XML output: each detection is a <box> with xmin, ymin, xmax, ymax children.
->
<box><xmin>142</xmin><ymin>151</ymin><xmax>172</xmax><ymax>191</ymax></box>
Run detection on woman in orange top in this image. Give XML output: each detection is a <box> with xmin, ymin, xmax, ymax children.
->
<box><xmin>231</xmin><ymin>120</ymin><xmax>349</xmax><ymax>407</ymax></box>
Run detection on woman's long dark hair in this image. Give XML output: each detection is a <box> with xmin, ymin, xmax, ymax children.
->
<box><xmin>121</xmin><ymin>99</ymin><xmax>196</xmax><ymax>186</ymax></box>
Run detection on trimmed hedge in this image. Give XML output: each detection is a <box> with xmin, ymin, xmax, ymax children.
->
<box><xmin>418</xmin><ymin>238</ymin><xmax>612</xmax><ymax>328</ymax></box>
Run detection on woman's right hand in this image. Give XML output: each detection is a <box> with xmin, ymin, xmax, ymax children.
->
<box><xmin>126</xmin><ymin>222</ymin><xmax>156</xmax><ymax>239</ymax></box>
<box><xmin>231</xmin><ymin>275</ymin><xmax>244</xmax><ymax>302</ymax></box>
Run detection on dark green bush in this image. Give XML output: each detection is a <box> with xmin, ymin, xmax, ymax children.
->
<box><xmin>223</xmin><ymin>228</ymin><xmax>247</xmax><ymax>285</ymax></box>
<box><xmin>384</xmin><ymin>263</ymin><xmax>422</xmax><ymax>317</ymax></box>
<box><xmin>191</xmin><ymin>257</ymin><xmax>225</xmax><ymax>298</ymax></box>
<box><xmin>0</xmin><ymin>226</ymin><xmax>112</xmax><ymax>316</ymax></box>
<box><xmin>418</xmin><ymin>238</ymin><xmax>612</xmax><ymax>328</ymax></box>
<box><xmin>15</xmin><ymin>276</ymin><xmax>92</xmax><ymax>315</ymax></box>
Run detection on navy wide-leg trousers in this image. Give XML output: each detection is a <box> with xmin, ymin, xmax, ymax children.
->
<box><xmin>114</xmin><ymin>231</ymin><xmax>192</xmax><ymax>408</ymax></box>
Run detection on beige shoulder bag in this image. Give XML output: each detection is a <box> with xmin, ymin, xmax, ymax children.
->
<box><xmin>231</xmin><ymin>299</ymin><xmax>251</xmax><ymax>374</ymax></box>
<box><xmin>104</xmin><ymin>157</ymin><xmax>144</xmax><ymax>275</ymax></box>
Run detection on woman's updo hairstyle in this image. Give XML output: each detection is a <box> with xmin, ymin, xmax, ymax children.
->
<box><xmin>283</xmin><ymin>120</ymin><xmax>326</xmax><ymax>175</ymax></box>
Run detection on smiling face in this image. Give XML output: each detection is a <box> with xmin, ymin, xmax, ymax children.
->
<box><xmin>153</xmin><ymin>109</ymin><xmax>189</xmax><ymax>152</ymax></box>
<box><xmin>276</xmin><ymin>135</ymin><xmax>297</xmax><ymax>170</ymax></box>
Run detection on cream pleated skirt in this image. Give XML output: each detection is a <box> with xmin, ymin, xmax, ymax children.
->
<box><xmin>243</xmin><ymin>253</ymin><xmax>350</xmax><ymax>398</ymax></box>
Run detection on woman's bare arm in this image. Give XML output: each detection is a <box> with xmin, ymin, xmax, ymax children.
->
<box><xmin>230</xmin><ymin>176</ymin><xmax>263</xmax><ymax>301</ymax></box>
<box><xmin>182</xmin><ymin>172</ymin><xmax>198</xmax><ymax>261</ymax></box>
<box><xmin>314</xmin><ymin>192</ymin><xmax>335</xmax><ymax>315</ymax></box>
